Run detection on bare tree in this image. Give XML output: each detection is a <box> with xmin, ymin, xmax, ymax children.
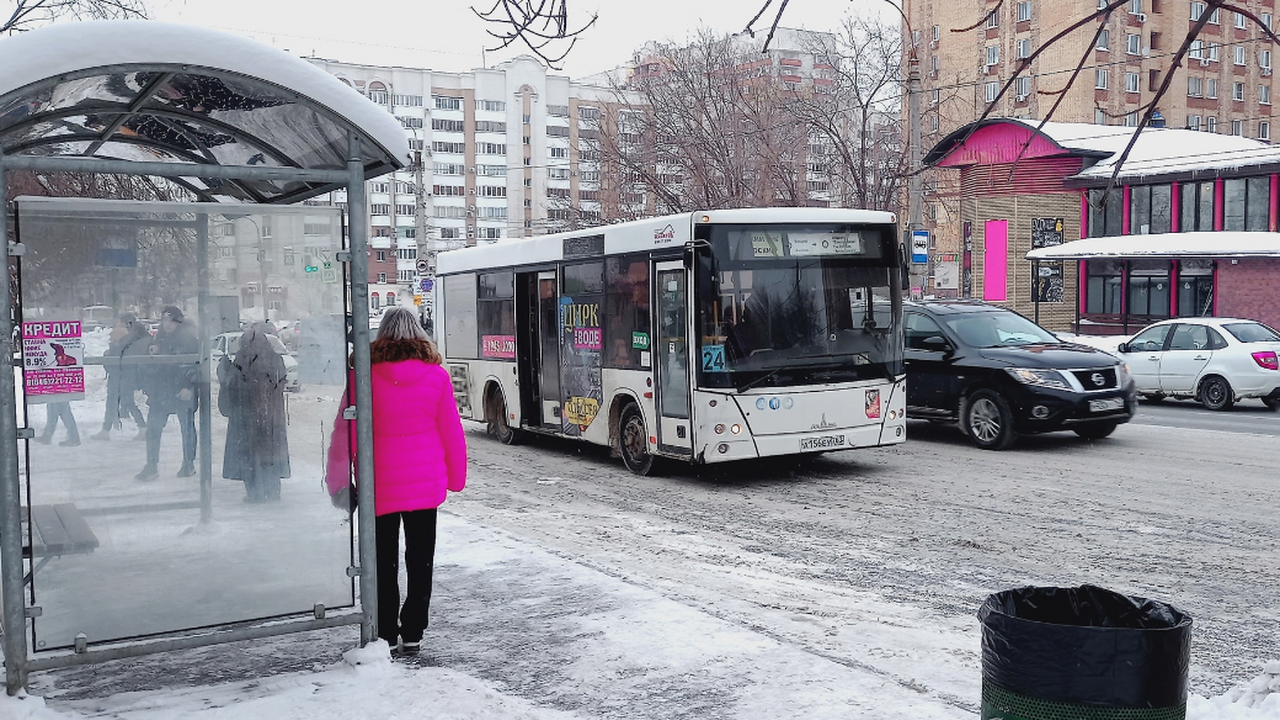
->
<box><xmin>471</xmin><ymin>0</ymin><xmax>597</xmax><ymax>70</ymax></box>
<box><xmin>1</xmin><ymin>0</ymin><xmax>146</xmax><ymax>34</ymax></box>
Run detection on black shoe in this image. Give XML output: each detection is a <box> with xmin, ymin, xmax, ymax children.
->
<box><xmin>176</xmin><ymin>463</ymin><xmax>195</xmax><ymax>478</ymax></box>
<box><xmin>399</xmin><ymin>640</ymin><xmax>420</xmax><ymax>655</ymax></box>
<box><xmin>135</xmin><ymin>464</ymin><xmax>158</xmax><ymax>481</ymax></box>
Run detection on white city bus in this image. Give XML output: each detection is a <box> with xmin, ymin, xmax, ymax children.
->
<box><xmin>434</xmin><ymin>208</ymin><xmax>907</xmax><ymax>474</ymax></box>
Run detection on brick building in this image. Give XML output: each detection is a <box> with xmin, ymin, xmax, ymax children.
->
<box><xmin>926</xmin><ymin>118</ymin><xmax>1280</xmax><ymax>333</ymax></box>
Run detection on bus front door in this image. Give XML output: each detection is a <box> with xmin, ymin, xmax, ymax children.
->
<box><xmin>655</xmin><ymin>261</ymin><xmax>692</xmax><ymax>456</ymax></box>
<box><xmin>535</xmin><ymin>271</ymin><xmax>561</xmax><ymax>428</ymax></box>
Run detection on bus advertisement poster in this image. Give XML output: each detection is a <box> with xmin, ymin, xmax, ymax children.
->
<box><xmin>22</xmin><ymin>320</ymin><xmax>86</xmax><ymax>401</ymax></box>
<box><xmin>481</xmin><ymin>334</ymin><xmax>516</xmax><ymax>359</ymax></box>
<box><xmin>559</xmin><ymin>296</ymin><xmax>603</xmax><ymax>435</ymax></box>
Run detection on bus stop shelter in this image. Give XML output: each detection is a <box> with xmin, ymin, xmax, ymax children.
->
<box><xmin>0</xmin><ymin>20</ymin><xmax>407</xmax><ymax>693</ymax></box>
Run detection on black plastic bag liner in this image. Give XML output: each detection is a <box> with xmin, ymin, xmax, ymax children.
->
<box><xmin>978</xmin><ymin>584</ymin><xmax>1192</xmax><ymax>708</ymax></box>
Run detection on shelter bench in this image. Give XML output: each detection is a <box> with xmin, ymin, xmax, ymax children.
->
<box><xmin>21</xmin><ymin>503</ymin><xmax>99</xmax><ymax>585</ymax></box>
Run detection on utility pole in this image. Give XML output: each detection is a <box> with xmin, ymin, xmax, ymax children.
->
<box><xmin>907</xmin><ymin>43</ymin><xmax>925</xmax><ymax>299</ymax></box>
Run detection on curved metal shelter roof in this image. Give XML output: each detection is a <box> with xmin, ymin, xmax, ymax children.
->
<box><xmin>0</xmin><ymin>20</ymin><xmax>409</xmax><ymax>203</ymax></box>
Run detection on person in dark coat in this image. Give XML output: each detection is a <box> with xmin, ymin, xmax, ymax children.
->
<box><xmin>136</xmin><ymin>306</ymin><xmax>200</xmax><ymax>481</ymax></box>
<box><xmin>218</xmin><ymin>327</ymin><xmax>290</xmax><ymax>502</ymax></box>
<box><xmin>93</xmin><ymin>312</ymin><xmax>149</xmax><ymax>441</ymax></box>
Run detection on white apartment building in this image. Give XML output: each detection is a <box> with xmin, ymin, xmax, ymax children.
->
<box><xmin>304</xmin><ymin>55</ymin><xmax>615</xmax><ymax>304</ymax></box>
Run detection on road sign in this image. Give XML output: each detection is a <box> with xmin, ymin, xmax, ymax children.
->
<box><xmin>911</xmin><ymin>230</ymin><xmax>930</xmax><ymax>264</ymax></box>
<box><xmin>420</xmin><ymin>278</ymin><xmax>434</xmax><ymax>292</ymax></box>
<box><xmin>321</xmin><ymin>269</ymin><xmax>338</xmax><ymax>283</ymax></box>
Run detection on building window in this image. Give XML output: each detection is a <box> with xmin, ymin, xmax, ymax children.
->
<box><xmin>476</xmin><ymin>99</ymin><xmax>506</xmax><ymax>112</ymax></box>
<box><xmin>1015</xmin><ymin>76</ymin><xmax>1031</xmax><ymax>97</ymax></box>
<box><xmin>932</xmin><ymin>24</ymin><xmax>940</xmax><ymax>41</ymax></box>
<box><xmin>986</xmin><ymin>46</ymin><xmax>999</xmax><ymax>65</ymax></box>
<box><xmin>985</xmin><ymin>10</ymin><xmax>999</xmax><ymax>28</ymax></box>
<box><xmin>1207</xmin><ymin>116</ymin><xmax>1218</xmax><ymax>132</ymax></box>
<box><xmin>1096</xmin><ymin>28</ymin><xmax>1110</xmax><ymax>50</ymax></box>
<box><xmin>985</xmin><ymin>81</ymin><xmax>999</xmax><ymax>102</ymax></box>
<box><xmin>1095</xmin><ymin>108</ymin><xmax>1107</xmax><ymax>124</ymax></box>
<box><xmin>1235</xmin><ymin>46</ymin><xmax>1246</xmax><ymax>65</ymax></box>
<box><xmin>1126</xmin><ymin>34</ymin><xmax>1141</xmax><ymax>54</ymax></box>
<box><xmin>1263</xmin><ymin>85</ymin><xmax>1273</xmax><ymax>104</ymax></box>
<box><xmin>1208</xmin><ymin>7</ymin><xmax>1221</xmax><ymax>23</ymax></box>
<box><xmin>377</xmin><ymin>272</ymin><xmax>387</xmax><ymax>283</ymax></box>
<box><xmin>1095</xmin><ymin>69</ymin><xmax>1109</xmax><ymax>89</ymax></box>
<box><xmin>1262</xmin><ymin>121</ymin><xmax>1272</xmax><ymax>140</ymax></box>
<box><xmin>434</xmin><ymin>96</ymin><xmax>462</xmax><ymax>111</ymax></box>
<box><xmin>1129</xmin><ymin>184</ymin><xmax>1173</xmax><ymax>234</ymax></box>
<box><xmin>1126</xmin><ymin>72</ymin><xmax>1141</xmax><ymax>92</ymax></box>
<box><xmin>1236</xmin><ymin>11</ymin><xmax>1248</xmax><ymax>27</ymax></box>
<box><xmin>1017</xmin><ymin>39</ymin><xmax>1031</xmax><ymax>58</ymax></box>
<box><xmin>1125</xmin><ymin>111</ymin><xmax>1139</xmax><ymax>126</ymax></box>
<box><xmin>1128</xmin><ymin>259</ymin><xmax>1172</xmax><ymax>318</ymax></box>
<box><xmin>1234</xmin><ymin>82</ymin><xmax>1245</xmax><ymax>101</ymax></box>
<box><xmin>1190</xmin><ymin>1</ymin><xmax>1206</xmax><ymax>20</ymax></box>
<box><xmin>1223</xmin><ymin>176</ymin><xmax>1270</xmax><ymax>231</ymax></box>
<box><xmin>1188</xmin><ymin>76</ymin><xmax>1203</xmax><ymax>97</ymax></box>
<box><xmin>1129</xmin><ymin>0</ymin><xmax>1143</xmax><ymax>12</ymax></box>
<box><xmin>1188</xmin><ymin>114</ymin><xmax>1202</xmax><ymax>131</ymax></box>
<box><xmin>1262</xmin><ymin>50</ymin><xmax>1273</xmax><ymax>69</ymax></box>
<box><xmin>1088</xmin><ymin>187</ymin><xmax>1124</xmax><ymax>237</ymax></box>
<box><xmin>1263</xmin><ymin>12</ymin><xmax>1274</xmax><ymax>29</ymax></box>
<box><xmin>376</xmin><ymin>250</ymin><xmax>387</xmax><ymax>262</ymax></box>
<box><xmin>932</xmin><ymin>87</ymin><xmax>941</xmax><ymax>105</ymax></box>
<box><xmin>1189</xmin><ymin>40</ymin><xmax>1203</xmax><ymax>59</ymax></box>
<box><xmin>1207</xmin><ymin>78</ymin><xmax>1219</xmax><ymax>98</ymax></box>
<box><xmin>1233</xmin><ymin>119</ymin><xmax>1244</xmax><ymax>135</ymax></box>
<box><xmin>1177</xmin><ymin>259</ymin><xmax>1215</xmax><ymax>316</ymax></box>
<box><xmin>1180</xmin><ymin>181</ymin><xmax>1215</xmax><ymax>232</ymax></box>
<box><xmin>1017</xmin><ymin>1</ymin><xmax>1032</xmax><ymax>21</ymax></box>
<box><xmin>1086</xmin><ymin>259</ymin><xmax>1123</xmax><ymax>314</ymax></box>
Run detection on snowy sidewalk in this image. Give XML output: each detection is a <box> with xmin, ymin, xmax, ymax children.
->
<box><xmin>4</xmin><ymin>512</ymin><xmax>1279</xmax><ymax>719</ymax></box>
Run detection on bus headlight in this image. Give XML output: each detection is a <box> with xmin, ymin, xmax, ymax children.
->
<box><xmin>730</xmin><ymin>424</ymin><xmax>742</xmax><ymax>434</ymax></box>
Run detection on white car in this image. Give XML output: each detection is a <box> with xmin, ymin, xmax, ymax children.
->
<box><xmin>1115</xmin><ymin>318</ymin><xmax>1280</xmax><ymax>410</ymax></box>
<box><xmin>211</xmin><ymin>332</ymin><xmax>301</xmax><ymax>393</ymax></box>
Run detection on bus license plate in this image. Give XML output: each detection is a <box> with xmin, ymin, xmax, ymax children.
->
<box><xmin>1088</xmin><ymin>397</ymin><xmax>1124</xmax><ymax>412</ymax></box>
<box><xmin>800</xmin><ymin>435</ymin><xmax>846</xmax><ymax>451</ymax></box>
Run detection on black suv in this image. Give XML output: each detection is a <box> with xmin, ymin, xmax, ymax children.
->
<box><xmin>904</xmin><ymin>300</ymin><xmax>1137</xmax><ymax>449</ymax></box>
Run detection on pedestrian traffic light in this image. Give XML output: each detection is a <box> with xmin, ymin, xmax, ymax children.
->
<box><xmin>303</xmin><ymin>264</ymin><xmax>318</xmax><ymax>273</ymax></box>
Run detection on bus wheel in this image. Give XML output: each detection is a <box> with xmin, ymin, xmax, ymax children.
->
<box><xmin>487</xmin><ymin>390</ymin><xmax>522</xmax><ymax>445</ymax></box>
<box><xmin>618</xmin><ymin>404</ymin><xmax>654</xmax><ymax>475</ymax></box>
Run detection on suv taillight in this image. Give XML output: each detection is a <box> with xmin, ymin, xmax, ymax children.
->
<box><xmin>1252</xmin><ymin>351</ymin><xmax>1280</xmax><ymax>370</ymax></box>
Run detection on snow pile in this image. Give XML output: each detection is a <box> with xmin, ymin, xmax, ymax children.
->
<box><xmin>1191</xmin><ymin>661</ymin><xmax>1280</xmax><ymax>718</ymax></box>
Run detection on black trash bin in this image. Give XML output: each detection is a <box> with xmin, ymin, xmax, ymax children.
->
<box><xmin>978</xmin><ymin>584</ymin><xmax>1193</xmax><ymax>720</ymax></box>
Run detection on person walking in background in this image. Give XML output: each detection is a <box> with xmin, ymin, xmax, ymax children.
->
<box><xmin>218</xmin><ymin>327</ymin><xmax>290</xmax><ymax>503</ymax></box>
<box><xmin>136</xmin><ymin>306</ymin><xmax>199</xmax><ymax>481</ymax></box>
<box><xmin>325</xmin><ymin>306</ymin><xmax>467</xmax><ymax>656</ymax></box>
<box><xmin>93</xmin><ymin>312</ymin><xmax>148</xmax><ymax>441</ymax></box>
<box><xmin>35</xmin><ymin>400</ymin><xmax>79</xmax><ymax>446</ymax></box>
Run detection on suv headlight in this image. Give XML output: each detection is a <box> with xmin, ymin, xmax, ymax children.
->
<box><xmin>1004</xmin><ymin>367</ymin><xmax>1072</xmax><ymax>390</ymax></box>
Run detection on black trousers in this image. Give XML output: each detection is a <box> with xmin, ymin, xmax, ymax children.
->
<box><xmin>375</xmin><ymin>508</ymin><xmax>438</xmax><ymax>645</ymax></box>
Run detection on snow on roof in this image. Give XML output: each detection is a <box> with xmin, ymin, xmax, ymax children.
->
<box><xmin>1026</xmin><ymin>231</ymin><xmax>1280</xmax><ymax>260</ymax></box>
<box><xmin>0</xmin><ymin>20</ymin><xmax>409</xmax><ymax>193</ymax></box>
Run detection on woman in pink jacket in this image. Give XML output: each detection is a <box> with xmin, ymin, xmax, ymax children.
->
<box><xmin>326</xmin><ymin>306</ymin><xmax>467</xmax><ymax>655</ymax></box>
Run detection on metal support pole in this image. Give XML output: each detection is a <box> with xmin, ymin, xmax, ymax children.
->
<box><xmin>347</xmin><ymin>132</ymin><xmax>378</xmax><ymax>646</ymax></box>
<box><xmin>196</xmin><ymin>215</ymin><xmax>213</xmax><ymax>523</ymax></box>
<box><xmin>907</xmin><ymin>48</ymin><xmax>925</xmax><ymax>297</ymax></box>
<box><xmin>0</xmin><ymin>151</ymin><xmax>31</xmax><ymax>695</ymax></box>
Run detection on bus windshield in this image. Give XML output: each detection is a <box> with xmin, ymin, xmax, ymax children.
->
<box><xmin>695</xmin><ymin>223</ymin><xmax>904</xmax><ymax>389</ymax></box>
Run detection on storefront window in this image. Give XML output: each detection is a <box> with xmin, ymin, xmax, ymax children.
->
<box><xmin>1127</xmin><ymin>259</ymin><xmax>1172</xmax><ymax>317</ymax></box>
<box><xmin>1176</xmin><ymin>259</ymin><xmax>1215</xmax><ymax>316</ymax></box>
<box><xmin>1179</xmin><ymin>181</ymin><xmax>1215</xmax><ymax>232</ymax></box>
<box><xmin>1088</xmin><ymin>188</ymin><xmax>1124</xmax><ymax>237</ymax></box>
<box><xmin>1129</xmin><ymin>184</ymin><xmax>1172</xmax><ymax>234</ymax></box>
<box><xmin>1086</xmin><ymin>259</ymin><xmax>1123</xmax><ymax>313</ymax></box>
<box><xmin>1223</xmin><ymin>176</ymin><xmax>1271</xmax><ymax>231</ymax></box>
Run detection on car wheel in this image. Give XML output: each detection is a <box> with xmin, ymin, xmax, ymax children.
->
<box><xmin>962</xmin><ymin>389</ymin><xmax>1016</xmax><ymax>450</ymax></box>
<box><xmin>618</xmin><ymin>404</ymin><xmax>655</xmax><ymax>475</ymax></box>
<box><xmin>1073</xmin><ymin>421</ymin><xmax>1118</xmax><ymax>440</ymax></box>
<box><xmin>1199</xmin><ymin>376</ymin><xmax>1235</xmax><ymax>411</ymax></box>
<box><xmin>1262</xmin><ymin>396</ymin><xmax>1280</xmax><ymax>411</ymax></box>
<box><xmin>486</xmin><ymin>389</ymin><xmax>522</xmax><ymax>445</ymax></box>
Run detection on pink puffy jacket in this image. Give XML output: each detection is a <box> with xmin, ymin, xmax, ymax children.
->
<box><xmin>326</xmin><ymin>350</ymin><xmax>467</xmax><ymax>515</ymax></box>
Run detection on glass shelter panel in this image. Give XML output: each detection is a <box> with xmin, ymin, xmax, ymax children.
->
<box><xmin>15</xmin><ymin>198</ymin><xmax>353</xmax><ymax>651</ymax></box>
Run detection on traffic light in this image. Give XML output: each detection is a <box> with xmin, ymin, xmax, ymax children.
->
<box><xmin>303</xmin><ymin>264</ymin><xmax>318</xmax><ymax>273</ymax></box>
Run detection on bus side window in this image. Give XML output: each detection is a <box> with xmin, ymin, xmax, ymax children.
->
<box><xmin>605</xmin><ymin>255</ymin><xmax>650</xmax><ymax>368</ymax></box>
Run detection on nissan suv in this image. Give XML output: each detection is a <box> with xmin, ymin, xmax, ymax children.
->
<box><xmin>904</xmin><ymin>300</ymin><xmax>1137</xmax><ymax>449</ymax></box>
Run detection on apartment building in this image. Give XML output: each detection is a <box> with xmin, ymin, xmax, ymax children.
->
<box><xmin>304</xmin><ymin>55</ymin><xmax>614</xmax><ymax>307</ymax></box>
<box><xmin>912</xmin><ymin>0</ymin><xmax>1278</xmax><ymax>137</ymax></box>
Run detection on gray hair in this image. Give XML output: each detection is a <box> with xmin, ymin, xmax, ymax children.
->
<box><xmin>375</xmin><ymin>307</ymin><xmax>428</xmax><ymax>342</ymax></box>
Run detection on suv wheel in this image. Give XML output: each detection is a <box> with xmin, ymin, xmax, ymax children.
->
<box><xmin>962</xmin><ymin>389</ymin><xmax>1016</xmax><ymax>450</ymax></box>
<box><xmin>1199</xmin><ymin>376</ymin><xmax>1235</xmax><ymax>411</ymax></box>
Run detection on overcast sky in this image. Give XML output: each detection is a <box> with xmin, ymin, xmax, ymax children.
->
<box><xmin>150</xmin><ymin>0</ymin><xmax>867</xmax><ymax>77</ymax></box>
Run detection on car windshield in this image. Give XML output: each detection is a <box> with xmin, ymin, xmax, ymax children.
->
<box><xmin>1223</xmin><ymin>322</ymin><xmax>1280</xmax><ymax>343</ymax></box>
<box><xmin>942</xmin><ymin>310</ymin><xmax>1061</xmax><ymax>348</ymax></box>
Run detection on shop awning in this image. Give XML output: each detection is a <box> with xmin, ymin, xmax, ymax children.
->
<box><xmin>1026</xmin><ymin>231</ymin><xmax>1280</xmax><ymax>260</ymax></box>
